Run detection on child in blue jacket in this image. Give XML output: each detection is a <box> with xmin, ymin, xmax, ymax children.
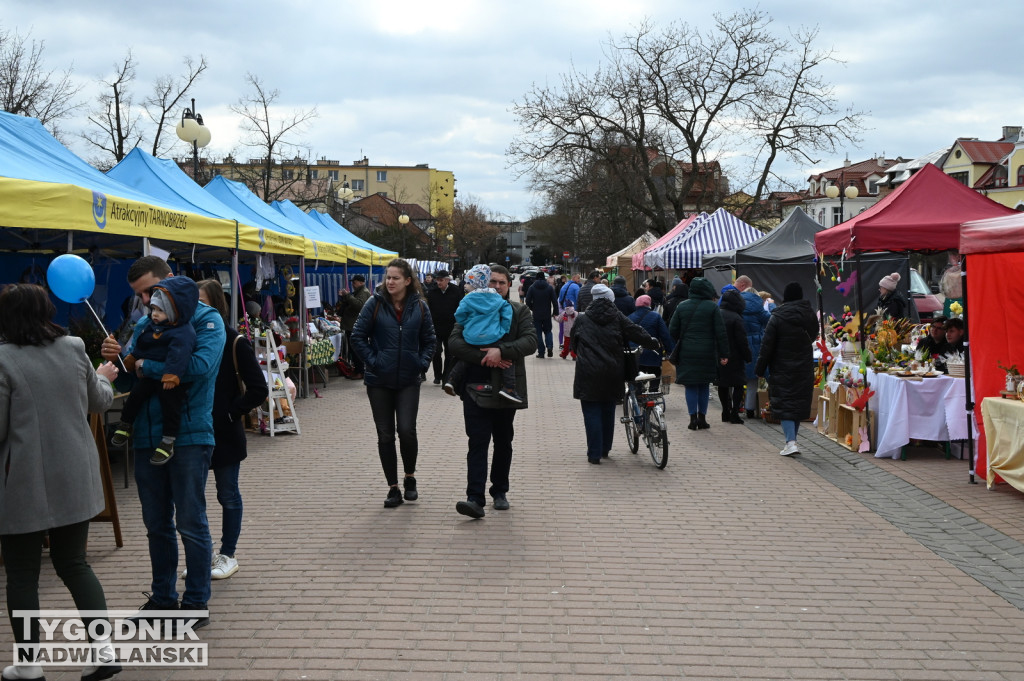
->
<box><xmin>443</xmin><ymin>264</ymin><xmax>520</xmax><ymax>402</ymax></box>
<box><xmin>111</xmin><ymin>275</ymin><xmax>199</xmax><ymax>464</ymax></box>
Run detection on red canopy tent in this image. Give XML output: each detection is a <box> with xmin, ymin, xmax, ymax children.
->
<box><xmin>960</xmin><ymin>214</ymin><xmax>1024</xmax><ymax>483</ymax></box>
<box><xmin>815</xmin><ymin>163</ymin><xmax>1016</xmax><ymax>255</ymax></box>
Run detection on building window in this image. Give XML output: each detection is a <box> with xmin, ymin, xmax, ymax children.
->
<box><xmin>328</xmin><ymin>170</ymin><xmax>339</xmax><ymax>181</ymax></box>
<box><xmin>282</xmin><ymin>169</ymin><xmax>294</xmax><ymax>180</ymax></box>
<box><xmin>1018</xmin><ymin>165</ymin><xmax>1024</xmax><ymax>186</ymax></box>
<box><xmin>310</xmin><ymin>169</ymin><xmax>319</xmax><ymax>179</ymax></box>
<box><xmin>949</xmin><ymin>171</ymin><xmax>969</xmax><ymax>186</ymax></box>
<box><xmin>832</xmin><ymin>207</ymin><xmax>843</xmax><ymax>226</ymax></box>
<box><xmin>868</xmin><ymin>180</ymin><xmax>878</xmax><ymax>194</ymax></box>
<box><xmin>351</xmin><ymin>179</ymin><xmax>364</xmax><ymax>191</ymax></box>
<box><xmin>377</xmin><ymin>170</ymin><xmax>387</xmax><ymax>182</ymax></box>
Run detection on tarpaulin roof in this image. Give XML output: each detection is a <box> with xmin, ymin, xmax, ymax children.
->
<box><xmin>306</xmin><ymin>211</ymin><xmax>395</xmax><ymax>266</ymax></box>
<box><xmin>204</xmin><ymin>176</ymin><xmax>348</xmax><ymax>264</ymax></box>
<box><xmin>644</xmin><ymin>208</ymin><xmax>762</xmax><ymax>269</ymax></box>
<box><xmin>631</xmin><ymin>214</ymin><xmax>705</xmax><ymax>270</ymax></box>
<box><xmin>960</xmin><ymin>213</ymin><xmax>1024</xmax><ymax>255</ymax></box>
<box><xmin>814</xmin><ymin>163</ymin><xmax>1017</xmax><ymax>255</ymax></box>
<box><xmin>0</xmin><ymin>111</ymin><xmax>239</xmax><ymax>253</ymax></box>
<box><xmin>605</xmin><ymin>232</ymin><xmax>658</xmax><ymax>268</ymax></box>
<box><xmin>273</xmin><ymin>201</ymin><xmax>394</xmax><ymax>266</ymax></box>
<box><xmin>107</xmin><ymin>148</ymin><xmax>305</xmax><ymax>256</ymax></box>
<box><xmin>704</xmin><ymin>207</ymin><xmax>823</xmax><ymax>268</ymax></box>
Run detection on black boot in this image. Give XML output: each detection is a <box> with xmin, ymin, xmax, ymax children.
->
<box><xmin>696</xmin><ymin>413</ymin><xmax>710</xmax><ymax>429</ymax></box>
<box><xmin>721</xmin><ymin>410</ymin><xmax>731</xmax><ymax>422</ymax></box>
<box><xmin>688</xmin><ymin>414</ymin><xmax>698</xmax><ymax>431</ymax></box>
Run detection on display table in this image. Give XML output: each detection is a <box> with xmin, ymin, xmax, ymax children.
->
<box><xmin>871</xmin><ymin>371</ymin><xmax>969</xmax><ymax>459</ymax></box>
<box><xmin>981</xmin><ymin>397</ymin><xmax>1024</xmax><ymax>491</ymax></box>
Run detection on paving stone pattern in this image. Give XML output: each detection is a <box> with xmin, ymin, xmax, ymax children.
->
<box><xmin>13</xmin><ymin>354</ymin><xmax>1024</xmax><ymax>680</ymax></box>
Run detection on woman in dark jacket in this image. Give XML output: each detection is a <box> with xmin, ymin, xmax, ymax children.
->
<box><xmin>571</xmin><ymin>285</ymin><xmax>658</xmax><ymax>464</ymax></box>
<box><xmin>352</xmin><ymin>258</ymin><xmax>436</xmax><ymax>507</ymax></box>
<box><xmin>669</xmin><ymin>277</ymin><xmax>729</xmax><ymax>430</ymax></box>
<box><xmin>717</xmin><ymin>289</ymin><xmax>751</xmax><ymax>424</ymax></box>
<box><xmin>661</xmin><ymin>282</ymin><xmax>689</xmax><ymax>324</ymax></box>
<box><xmin>627</xmin><ymin>295</ymin><xmax>674</xmax><ymax>392</ymax></box>
<box><xmin>196</xmin><ymin>280</ymin><xmax>269</xmax><ymax>581</ymax></box>
<box><xmin>874</xmin><ymin>272</ymin><xmax>909</xmax><ymax>320</ymax></box>
<box><xmin>755</xmin><ymin>282</ymin><xmax>819</xmax><ymax>457</ymax></box>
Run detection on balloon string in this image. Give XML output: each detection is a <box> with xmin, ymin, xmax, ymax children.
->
<box><xmin>82</xmin><ymin>299</ymin><xmax>128</xmax><ymax>374</ymax></box>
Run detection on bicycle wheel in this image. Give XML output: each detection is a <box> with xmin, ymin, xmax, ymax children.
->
<box><xmin>646</xmin><ymin>405</ymin><xmax>668</xmax><ymax>469</ymax></box>
<box><xmin>621</xmin><ymin>387</ymin><xmax>640</xmax><ymax>454</ymax></box>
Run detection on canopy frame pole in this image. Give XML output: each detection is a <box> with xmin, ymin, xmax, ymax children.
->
<box><xmin>229</xmin><ymin>222</ymin><xmax>239</xmax><ymax>331</ymax></box>
<box><xmin>961</xmin><ymin>255</ymin><xmax>977</xmax><ymax>483</ymax></box>
<box><xmin>854</xmin><ymin>251</ymin><xmax>873</xmax><ymax>447</ymax></box>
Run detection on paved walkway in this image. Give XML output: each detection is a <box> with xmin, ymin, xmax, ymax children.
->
<box><xmin>12</xmin><ymin>354</ymin><xmax>1024</xmax><ymax>680</ymax></box>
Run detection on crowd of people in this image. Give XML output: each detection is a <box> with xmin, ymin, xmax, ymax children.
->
<box><xmin>0</xmin><ymin>253</ymin><xmax>934</xmax><ymax>679</ymax></box>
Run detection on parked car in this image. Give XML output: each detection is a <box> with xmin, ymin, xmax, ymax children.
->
<box><xmin>910</xmin><ymin>269</ymin><xmax>942</xmax><ymax>322</ymax></box>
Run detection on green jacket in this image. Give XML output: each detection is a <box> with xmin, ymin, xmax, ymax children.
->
<box><xmin>338</xmin><ymin>285</ymin><xmax>371</xmax><ymax>333</ymax></box>
<box><xmin>669</xmin><ymin>277</ymin><xmax>729</xmax><ymax>385</ymax></box>
<box><xmin>449</xmin><ymin>301</ymin><xmax>537</xmax><ymax>408</ymax></box>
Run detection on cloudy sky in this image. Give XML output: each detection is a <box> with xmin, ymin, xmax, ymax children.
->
<box><xmin>4</xmin><ymin>0</ymin><xmax>1023</xmax><ymax>221</ymax></box>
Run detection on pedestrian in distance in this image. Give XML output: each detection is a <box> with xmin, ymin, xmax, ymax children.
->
<box><xmin>669</xmin><ymin>277</ymin><xmax>729</xmax><ymax>431</ymax></box>
<box><xmin>717</xmin><ymin>289</ymin><xmax>752</xmax><ymax>424</ymax></box>
<box><xmin>627</xmin><ymin>294</ymin><xmax>674</xmax><ymax>392</ymax></box>
<box><xmin>351</xmin><ymin>258</ymin><xmax>436</xmax><ymax>508</ymax></box>
<box><xmin>525</xmin><ymin>271</ymin><xmax>559</xmax><ymax>358</ymax></box>
<box><xmin>337</xmin><ymin>274</ymin><xmax>371</xmax><ymax>379</ymax></box>
<box><xmin>733</xmin><ymin>275</ymin><xmax>771</xmax><ymax>417</ymax></box>
<box><xmin>195</xmin><ymin>280</ymin><xmax>270</xmax><ymax>581</ymax></box>
<box><xmin>426</xmin><ymin>268</ymin><xmax>463</xmax><ymax>384</ymax></box>
<box><xmin>449</xmin><ymin>265</ymin><xmax>537</xmax><ymax>518</ymax></box>
<box><xmin>755</xmin><ymin>282</ymin><xmax>819</xmax><ymax>456</ymax></box>
<box><xmin>0</xmin><ymin>283</ymin><xmax>122</xmax><ymax>681</ymax></box>
<box><xmin>572</xmin><ymin>284</ymin><xmax>659</xmax><ymax>463</ymax></box>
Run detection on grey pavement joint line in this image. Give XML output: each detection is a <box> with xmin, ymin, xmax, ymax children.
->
<box><xmin>745</xmin><ymin>413</ymin><xmax>1024</xmax><ymax>610</ymax></box>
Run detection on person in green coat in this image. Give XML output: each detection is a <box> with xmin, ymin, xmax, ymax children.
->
<box><xmin>669</xmin><ymin>277</ymin><xmax>729</xmax><ymax>430</ymax></box>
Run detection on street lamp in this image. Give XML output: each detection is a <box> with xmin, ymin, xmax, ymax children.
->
<box><xmin>398</xmin><ymin>211</ymin><xmax>410</xmax><ymax>256</ymax></box>
<box><xmin>824</xmin><ymin>171</ymin><xmax>859</xmax><ymax>225</ymax></box>
<box><xmin>335</xmin><ymin>176</ymin><xmax>354</xmax><ymax>223</ymax></box>
<box><xmin>175</xmin><ymin>97</ymin><xmax>211</xmax><ymax>183</ymax></box>
<box><xmin>446</xmin><ymin>233</ymin><xmax>455</xmax><ymax>271</ymax></box>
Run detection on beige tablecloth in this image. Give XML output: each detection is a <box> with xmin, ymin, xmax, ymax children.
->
<box><xmin>981</xmin><ymin>397</ymin><xmax>1024</xmax><ymax>491</ymax></box>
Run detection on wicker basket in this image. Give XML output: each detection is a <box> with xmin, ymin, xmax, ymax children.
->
<box><xmin>947</xmin><ymin>363</ymin><xmax>966</xmax><ymax>378</ymax></box>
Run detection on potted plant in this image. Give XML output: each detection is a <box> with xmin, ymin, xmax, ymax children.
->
<box><xmin>997</xmin><ymin>360</ymin><xmax>1020</xmax><ymax>392</ymax></box>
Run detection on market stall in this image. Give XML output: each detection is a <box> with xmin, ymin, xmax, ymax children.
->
<box><xmin>643</xmin><ymin>208</ymin><xmax>763</xmax><ymax>270</ymax></box>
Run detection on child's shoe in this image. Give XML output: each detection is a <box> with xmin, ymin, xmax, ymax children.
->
<box><xmin>499</xmin><ymin>388</ymin><xmax>524</xmax><ymax>404</ymax></box>
<box><xmin>443</xmin><ymin>381</ymin><xmax>456</xmax><ymax>396</ymax></box>
<box><xmin>150</xmin><ymin>438</ymin><xmax>175</xmax><ymax>465</ymax></box>
<box><xmin>110</xmin><ymin>422</ymin><xmax>132</xmax><ymax>447</ymax></box>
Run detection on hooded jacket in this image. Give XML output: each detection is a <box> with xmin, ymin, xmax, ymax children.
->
<box><xmin>125</xmin><ymin>275</ymin><xmax>199</xmax><ymax>387</ymax></box>
<box><xmin>450</xmin><ymin>300</ymin><xmax>537</xmax><ymax>409</ymax></box>
<box><xmin>611</xmin><ymin>283</ymin><xmax>636</xmax><ymax>316</ymax></box>
<box><xmin>455</xmin><ymin>290</ymin><xmax>513</xmax><ymax>346</ymax></box>
<box><xmin>754</xmin><ymin>299</ymin><xmax>818</xmax><ymax>421</ymax></box>
<box><xmin>717</xmin><ymin>290</ymin><xmax>752</xmax><ymax>387</ymax></box>
<box><xmin>351</xmin><ymin>290</ymin><xmax>436</xmax><ymax>390</ymax></box>
<box><xmin>669</xmin><ymin>277</ymin><xmax>729</xmax><ymax>385</ymax></box>
<box><xmin>740</xmin><ymin>288</ymin><xmax>771</xmax><ymax>380</ymax></box>
<box><xmin>661</xmin><ymin>282</ymin><xmax>689</xmax><ymax>323</ymax></box>
<box><xmin>571</xmin><ymin>297</ymin><xmax>657</xmax><ymax>401</ymax></box>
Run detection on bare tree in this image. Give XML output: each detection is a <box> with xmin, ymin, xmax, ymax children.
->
<box><xmin>80</xmin><ymin>52</ymin><xmax>141</xmax><ymax>168</ymax></box>
<box><xmin>228</xmin><ymin>73</ymin><xmax>319</xmax><ymax>205</ymax></box>
<box><xmin>509</xmin><ymin>9</ymin><xmax>864</xmax><ymax>235</ymax></box>
<box><xmin>435</xmin><ymin>198</ymin><xmax>500</xmax><ymax>266</ymax></box>
<box><xmin>0</xmin><ymin>26</ymin><xmax>82</xmax><ymax>139</ymax></box>
<box><xmin>143</xmin><ymin>55</ymin><xmax>207</xmax><ymax>158</ymax></box>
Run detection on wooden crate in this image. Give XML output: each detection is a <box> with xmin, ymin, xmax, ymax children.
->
<box><xmin>816</xmin><ymin>386</ymin><xmax>845</xmax><ymax>438</ymax></box>
<box><xmin>836</xmin><ymin>404</ymin><xmax>877</xmax><ymax>451</ymax></box>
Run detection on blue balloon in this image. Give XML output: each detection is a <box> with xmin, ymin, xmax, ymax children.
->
<box><xmin>47</xmin><ymin>254</ymin><xmax>96</xmax><ymax>303</ymax></box>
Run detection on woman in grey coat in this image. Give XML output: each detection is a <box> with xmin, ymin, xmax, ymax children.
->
<box><xmin>0</xmin><ymin>284</ymin><xmax>121</xmax><ymax>681</ymax></box>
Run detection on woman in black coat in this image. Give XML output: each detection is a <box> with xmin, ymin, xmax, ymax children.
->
<box><xmin>198</xmin><ymin>280</ymin><xmax>269</xmax><ymax>580</ymax></box>
<box><xmin>717</xmin><ymin>289</ymin><xmax>751</xmax><ymax>424</ymax></box>
<box><xmin>571</xmin><ymin>285</ymin><xmax>658</xmax><ymax>464</ymax></box>
<box><xmin>754</xmin><ymin>282</ymin><xmax>818</xmax><ymax>457</ymax></box>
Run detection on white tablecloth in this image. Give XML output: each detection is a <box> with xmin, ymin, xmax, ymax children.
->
<box><xmin>869</xmin><ymin>371</ymin><xmax>970</xmax><ymax>459</ymax></box>
<box><xmin>329</xmin><ymin>333</ymin><xmax>345</xmax><ymax>362</ymax></box>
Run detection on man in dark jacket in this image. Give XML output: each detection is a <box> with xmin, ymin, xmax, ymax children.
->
<box><xmin>611</xmin><ymin>276</ymin><xmax>636</xmax><ymax>316</ymax></box>
<box><xmin>426</xmin><ymin>269</ymin><xmax>463</xmax><ymax>384</ymax></box>
<box><xmin>576</xmin><ymin>270</ymin><xmax>602</xmax><ymax>312</ymax></box>
<box><xmin>717</xmin><ymin>290</ymin><xmax>752</xmax><ymax>424</ymax></box>
<box><xmin>338</xmin><ymin>274</ymin><xmax>371</xmax><ymax>379</ymax></box>
<box><xmin>525</xmin><ymin>275</ymin><xmax>559</xmax><ymax>358</ymax></box>
<box><xmin>735</xmin><ymin>275</ymin><xmax>771</xmax><ymax>417</ymax></box>
<box><xmin>755</xmin><ymin>282</ymin><xmax>818</xmax><ymax>457</ymax></box>
<box><xmin>449</xmin><ymin>266</ymin><xmax>537</xmax><ymax>518</ymax></box>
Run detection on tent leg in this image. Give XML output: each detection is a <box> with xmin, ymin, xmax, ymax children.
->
<box><xmin>961</xmin><ymin>255</ymin><xmax>977</xmax><ymax>483</ymax></box>
<box><xmin>854</xmin><ymin>252</ymin><xmax>872</xmax><ymax>445</ymax></box>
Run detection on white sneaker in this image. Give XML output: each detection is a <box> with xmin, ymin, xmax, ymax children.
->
<box><xmin>780</xmin><ymin>441</ymin><xmax>800</xmax><ymax>457</ymax></box>
<box><xmin>211</xmin><ymin>553</ymin><xmax>239</xmax><ymax>579</ymax></box>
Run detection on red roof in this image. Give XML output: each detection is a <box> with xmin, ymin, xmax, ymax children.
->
<box><xmin>957</xmin><ymin>140</ymin><xmax>1013</xmax><ymax>164</ymax></box>
<box><xmin>814</xmin><ymin>163</ymin><xmax>1018</xmax><ymax>255</ymax></box>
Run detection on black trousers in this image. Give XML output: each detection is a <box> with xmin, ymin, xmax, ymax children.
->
<box><xmin>432</xmin><ymin>327</ymin><xmax>454</xmax><ymax>381</ymax></box>
<box><xmin>717</xmin><ymin>384</ymin><xmax>745</xmax><ymax>416</ymax></box>
<box><xmin>463</xmin><ymin>397</ymin><xmax>516</xmax><ymax>504</ymax></box>
<box><xmin>121</xmin><ymin>377</ymin><xmax>187</xmax><ymax>437</ymax></box>
<box><xmin>366</xmin><ymin>384</ymin><xmax>421</xmax><ymax>486</ymax></box>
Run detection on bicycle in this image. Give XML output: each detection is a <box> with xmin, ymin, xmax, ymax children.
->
<box><xmin>620</xmin><ymin>363</ymin><xmax>669</xmax><ymax>469</ymax></box>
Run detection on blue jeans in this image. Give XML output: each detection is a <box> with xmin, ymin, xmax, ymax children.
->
<box><xmin>213</xmin><ymin>463</ymin><xmax>243</xmax><ymax>557</ymax></box>
<box><xmin>135</xmin><ymin>444</ymin><xmax>213</xmax><ymax>608</ymax></box>
<box><xmin>580</xmin><ymin>400</ymin><xmax>616</xmax><ymax>461</ymax></box>
<box><xmin>366</xmin><ymin>384</ymin><xmax>421</xmax><ymax>486</ymax></box>
<box><xmin>463</xmin><ymin>397</ymin><xmax>516</xmax><ymax>504</ymax></box>
<box><xmin>684</xmin><ymin>384</ymin><xmax>710</xmax><ymax>415</ymax></box>
<box><xmin>782</xmin><ymin>419</ymin><xmax>799</xmax><ymax>442</ymax></box>
<box><xmin>534</xmin><ymin>323</ymin><xmax>553</xmax><ymax>353</ymax></box>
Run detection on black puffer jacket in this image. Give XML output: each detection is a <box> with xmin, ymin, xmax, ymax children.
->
<box><xmin>571</xmin><ymin>298</ymin><xmax>657</xmax><ymax>402</ymax></box>
<box><xmin>754</xmin><ymin>299</ymin><xmax>818</xmax><ymax>421</ymax></box>
<box><xmin>211</xmin><ymin>328</ymin><xmax>269</xmax><ymax>468</ymax></box>
<box><xmin>351</xmin><ymin>291</ymin><xmax>436</xmax><ymax>390</ymax></box>
<box><xmin>662</xmin><ymin>283</ymin><xmax>688</xmax><ymax>323</ymax></box>
<box><xmin>717</xmin><ymin>290</ymin><xmax>751</xmax><ymax>388</ymax></box>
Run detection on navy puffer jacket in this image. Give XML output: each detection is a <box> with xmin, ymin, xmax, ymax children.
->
<box><xmin>351</xmin><ymin>291</ymin><xmax>436</xmax><ymax>389</ymax></box>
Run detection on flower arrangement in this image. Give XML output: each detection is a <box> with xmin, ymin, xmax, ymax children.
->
<box><xmin>827</xmin><ymin>307</ymin><xmax>857</xmax><ymax>344</ymax></box>
<box><xmin>949</xmin><ymin>301</ymin><xmax>963</xmax><ymax>318</ymax></box>
<box><xmin>869</xmin><ymin>316</ymin><xmax>913</xmax><ymax>364</ymax></box>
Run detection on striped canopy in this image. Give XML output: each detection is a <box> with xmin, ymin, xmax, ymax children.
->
<box><xmin>631</xmin><ymin>214</ymin><xmax>705</xmax><ymax>270</ymax></box>
<box><xmin>643</xmin><ymin>208</ymin><xmax>763</xmax><ymax>269</ymax></box>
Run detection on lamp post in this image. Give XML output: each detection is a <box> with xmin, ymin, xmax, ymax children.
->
<box><xmin>824</xmin><ymin>171</ymin><xmax>859</xmax><ymax>225</ymax></box>
<box><xmin>335</xmin><ymin>178</ymin><xmax>354</xmax><ymax>223</ymax></box>
<box><xmin>175</xmin><ymin>97</ymin><xmax>211</xmax><ymax>183</ymax></box>
<box><xmin>446</xmin><ymin>233</ymin><xmax>454</xmax><ymax>271</ymax></box>
<box><xmin>398</xmin><ymin>211</ymin><xmax>410</xmax><ymax>256</ymax></box>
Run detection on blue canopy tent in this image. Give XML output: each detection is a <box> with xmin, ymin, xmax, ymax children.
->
<box><xmin>306</xmin><ymin>209</ymin><xmax>395</xmax><ymax>267</ymax></box>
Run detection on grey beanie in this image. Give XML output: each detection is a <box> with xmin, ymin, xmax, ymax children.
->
<box><xmin>591</xmin><ymin>283</ymin><xmax>614</xmax><ymax>302</ymax></box>
<box><xmin>150</xmin><ymin>288</ymin><xmax>177</xmax><ymax>325</ymax></box>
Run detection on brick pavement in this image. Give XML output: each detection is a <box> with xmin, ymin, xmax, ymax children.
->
<box><xmin>11</xmin><ymin>354</ymin><xmax>1024</xmax><ymax>680</ymax></box>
